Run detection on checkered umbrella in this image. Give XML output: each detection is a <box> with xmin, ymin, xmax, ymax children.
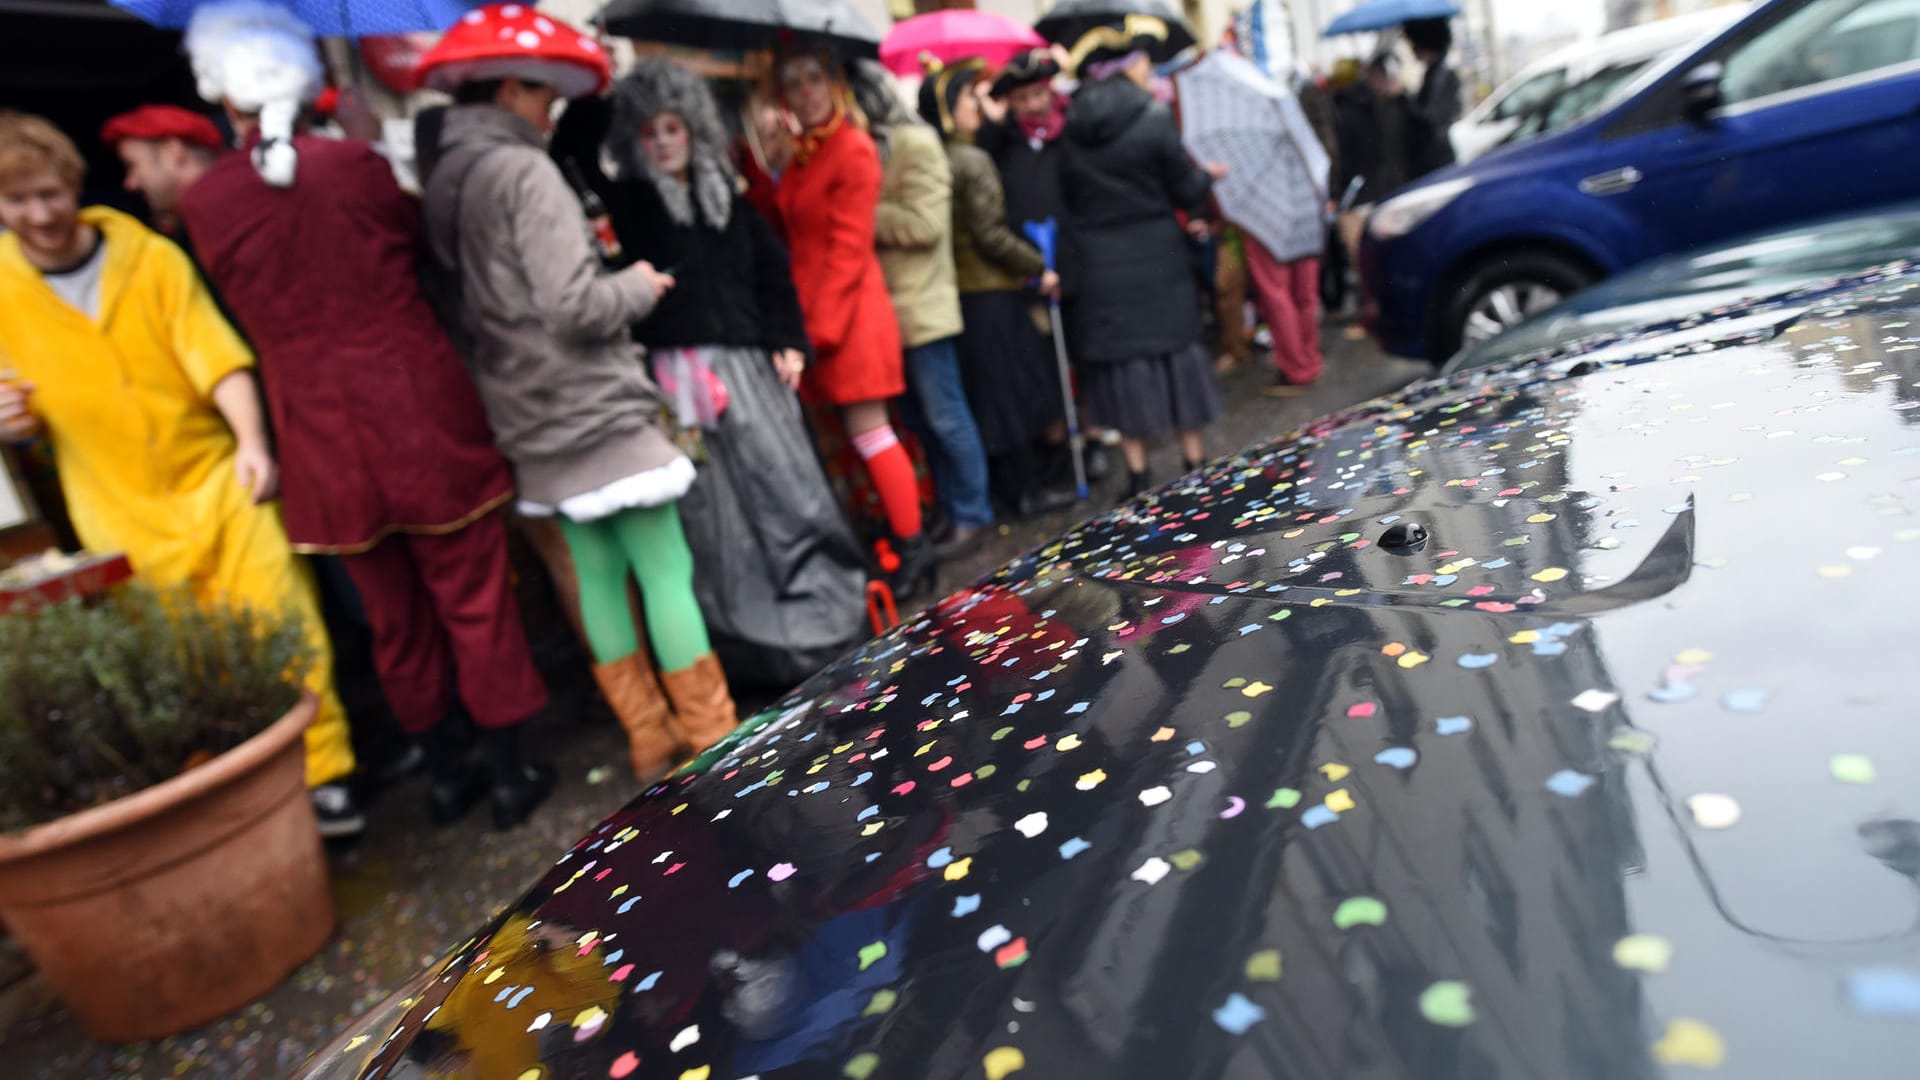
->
<box><xmin>1173</xmin><ymin>50</ymin><xmax>1330</xmax><ymax>263</ymax></box>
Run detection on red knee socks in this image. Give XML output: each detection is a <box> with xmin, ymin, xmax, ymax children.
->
<box><xmin>852</xmin><ymin>424</ymin><xmax>923</xmax><ymax>539</ymax></box>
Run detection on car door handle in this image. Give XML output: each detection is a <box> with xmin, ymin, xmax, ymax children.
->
<box><xmin>1579</xmin><ymin>166</ymin><xmax>1643</xmax><ymax>197</ymax></box>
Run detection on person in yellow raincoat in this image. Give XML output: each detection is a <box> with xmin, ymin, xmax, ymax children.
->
<box><xmin>0</xmin><ymin>111</ymin><xmax>362</xmax><ymax>836</ymax></box>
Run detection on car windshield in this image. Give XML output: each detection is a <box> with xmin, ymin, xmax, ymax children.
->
<box><xmin>1505</xmin><ymin>59</ymin><xmax>1656</xmax><ymax>141</ymax></box>
<box><xmin>1484</xmin><ymin>66</ymin><xmax>1567</xmax><ymax>120</ymax></box>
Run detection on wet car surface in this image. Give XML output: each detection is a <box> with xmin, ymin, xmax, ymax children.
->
<box><xmin>303</xmin><ymin>272</ymin><xmax>1920</xmax><ymax>1079</ymax></box>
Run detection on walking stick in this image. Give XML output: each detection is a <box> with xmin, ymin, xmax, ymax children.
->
<box><xmin>1022</xmin><ymin>217</ymin><xmax>1089</xmax><ymax>500</ymax></box>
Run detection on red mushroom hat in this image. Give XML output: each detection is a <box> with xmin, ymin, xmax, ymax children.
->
<box><xmin>413</xmin><ymin>3</ymin><xmax>611</xmax><ymax>99</ymax></box>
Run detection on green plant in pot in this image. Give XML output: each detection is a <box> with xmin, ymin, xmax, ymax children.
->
<box><xmin>0</xmin><ymin>585</ymin><xmax>337</xmax><ymax>1043</ymax></box>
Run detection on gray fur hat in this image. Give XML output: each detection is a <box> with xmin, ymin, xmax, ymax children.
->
<box><xmin>606</xmin><ymin>56</ymin><xmax>735</xmax><ymax>230</ymax></box>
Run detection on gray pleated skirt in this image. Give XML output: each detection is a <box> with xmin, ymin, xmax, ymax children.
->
<box><xmin>1082</xmin><ymin>342</ymin><xmax>1223</xmax><ymax>438</ymax></box>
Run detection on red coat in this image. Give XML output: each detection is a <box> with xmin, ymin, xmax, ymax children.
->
<box><xmin>774</xmin><ymin>122</ymin><xmax>904</xmax><ymax>406</ymax></box>
<box><xmin>180</xmin><ymin>136</ymin><xmax>512</xmax><ymax>553</ymax></box>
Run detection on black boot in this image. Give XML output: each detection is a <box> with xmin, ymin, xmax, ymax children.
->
<box><xmin>1125</xmin><ymin>468</ymin><xmax>1153</xmax><ymax>500</ymax></box>
<box><xmin>425</xmin><ymin>709</ymin><xmax>488</xmax><ymax>827</ymax></box>
<box><xmin>891</xmin><ymin>532</ymin><xmax>938</xmax><ymax>604</ymax></box>
<box><xmin>1182</xmin><ymin>457</ymin><xmax>1206</xmax><ymax>475</ymax></box>
<box><xmin>1015</xmin><ymin>486</ymin><xmax>1079</xmax><ymax>519</ymax></box>
<box><xmin>482</xmin><ymin>725</ymin><xmax>554</xmax><ymax>830</ymax></box>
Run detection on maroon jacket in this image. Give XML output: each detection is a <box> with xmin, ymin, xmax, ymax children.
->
<box><xmin>180</xmin><ymin>135</ymin><xmax>510</xmax><ymax>553</ymax></box>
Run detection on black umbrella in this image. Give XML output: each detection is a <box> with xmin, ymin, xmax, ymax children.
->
<box><xmin>595</xmin><ymin>0</ymin><xmax>883</xmax><ymax>58</ymax></box>
<box><xmin>1032</xmin><ymin>0</ymin><xmax>1197</xmax><ymax>63</ymax></box>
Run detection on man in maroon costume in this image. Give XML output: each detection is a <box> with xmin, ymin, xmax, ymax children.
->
<box><xmin>177</xmin><ymin>0</ymin><xmax>553</xmax><ymax>829</ymax></box>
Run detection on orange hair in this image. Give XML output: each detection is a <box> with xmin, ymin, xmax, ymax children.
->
<box><xmin>0</xmin><ymin>111</ymin><xmax>85</xmax><ymax>191</ymax></box>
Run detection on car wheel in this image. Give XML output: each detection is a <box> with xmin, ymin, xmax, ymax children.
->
<box><xmin>1435</xmin><ymin>251</ymin><xmax>1596</xmax><ymax>360</ymax></box>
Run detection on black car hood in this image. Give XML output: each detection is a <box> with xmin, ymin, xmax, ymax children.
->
<box><xmin>307</xmin><ymin>275</ymin><xmax>1920</xmax><ymax>1080</ymax></box>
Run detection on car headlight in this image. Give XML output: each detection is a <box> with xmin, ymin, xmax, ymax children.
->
<box><xmin>1369</xmin><ymin>177</ymin><xmax>1476</xmax><ymax>241</ymax></box>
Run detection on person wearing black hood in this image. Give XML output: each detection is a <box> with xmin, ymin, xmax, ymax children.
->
<box><xmin>1406</xmin><ymin>17</ymin><xmax>1461</xmax><ymax>177</ymax></box>
<box><xmin>918</xmin><ymin>58</ymin><xmax>1078</xmax><ymax>522</ymax></box>
<box><xmin>975</xmin><ymin>46</ymin><xmax>1112</xmax><ymax>486</ymax></box>
<box><xmin>1058</xmin><ymin>20</ymin><xmax>1228</xmax><ymax>498</ymax></box>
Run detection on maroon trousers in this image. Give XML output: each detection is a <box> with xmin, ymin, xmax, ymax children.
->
<box><xmin>1245</xmin><ymin>237</ymin><xmax>1325</xmax><ymax>386</ymax></box>
<box><xmin>341</xmin><ymin>513</ymin><xmax>548</xmax><ymax>733</ymax></box>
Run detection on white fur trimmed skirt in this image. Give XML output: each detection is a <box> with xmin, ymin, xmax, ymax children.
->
<box><xmin>516</xmin><ymin>456</ymin><xmax>696</xmax><ymax>522</ymax></box>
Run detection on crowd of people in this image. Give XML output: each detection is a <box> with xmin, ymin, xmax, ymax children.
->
<box><xmin>0</xmin><ymin>0</ymin><xmax>1460</xmax><ymax>840</ymax></box>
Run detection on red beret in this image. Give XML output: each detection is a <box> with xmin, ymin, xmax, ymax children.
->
<box><xmin>100</xmin><ymin>106</ymin><xmax>225</xmax><ymax>152</ymax></box>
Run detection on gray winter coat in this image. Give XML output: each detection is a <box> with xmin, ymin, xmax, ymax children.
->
<box><xmin>423</xmin><ymin>104</ymin><xmax>680</xmax><ymax>508</ymax></box>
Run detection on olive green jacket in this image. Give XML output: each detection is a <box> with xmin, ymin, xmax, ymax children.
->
<box><xmin>948</xmin><ymin>142</ymin><xmax>1046</xmax><ymax>296</ymax></box>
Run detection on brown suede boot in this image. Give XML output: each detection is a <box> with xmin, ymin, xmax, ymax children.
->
<box><xmin>660</xmin><ymin>654</ymin><xmax>738</xmax><ymax>755</ymax></box>
<box><xmin>592</xmin><ymin>654</ymin><xmax>679</xmax><ymax>783</ymax></box>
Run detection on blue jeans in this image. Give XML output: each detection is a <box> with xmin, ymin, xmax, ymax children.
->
<box><xmin>900</xmin><ymin>336</ymin><xmax>994</xmax><ymax>529</ymax></box>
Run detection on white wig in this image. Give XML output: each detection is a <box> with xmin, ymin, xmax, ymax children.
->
<box><xmin>185</xmin><ymin>1</ymin><xmax>324</xmax><ymax>188</ymax></box>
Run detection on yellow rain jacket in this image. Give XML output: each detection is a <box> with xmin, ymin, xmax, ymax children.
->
<box><xmin>0</xmin><ymin>206</ymin><xmax>353</xmax><ymax>787</ymax></box>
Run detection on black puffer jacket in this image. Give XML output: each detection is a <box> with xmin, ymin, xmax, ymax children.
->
<box><xmin>976</xmin><ymin>117</ymin><xmax>1067</xmax><ymax>240</ymax></box>
<box><xmin>603</xmin><ymin>178</ymin><xmax>810</xmax><ymax>356</ymax></box>
<box><xmin>1058</xmin><ymin>77</ymin><xmax>1213</xmax><ymax>364</ymax></box>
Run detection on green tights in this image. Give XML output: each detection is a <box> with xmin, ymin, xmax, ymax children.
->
<box><xmin>557</xmin><ymin>502</ymin><xmax>711</xmax><ymax>673</ymax></box>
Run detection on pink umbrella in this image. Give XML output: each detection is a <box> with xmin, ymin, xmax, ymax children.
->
<box><xmin>879</xmin><ymin>9</ymin><xmax>1046</xmax><ymax>77</ymax></box>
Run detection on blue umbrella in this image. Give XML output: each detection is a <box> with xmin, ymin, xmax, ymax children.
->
<box><xmin>110</xmin><ymin>0</ymin><xmax>477</xmax><ymax>36</ymax></box>
<box><xmin>1323</xmin><ymin>0</ymin><xmax>1459</xmax><ymax>37</ymax></box>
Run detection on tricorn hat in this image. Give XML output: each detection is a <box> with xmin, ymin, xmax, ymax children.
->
<box><xmin>989</xmin><ymin>48</ymin><xmax>1061</xmax><ymax>98</ymax></box>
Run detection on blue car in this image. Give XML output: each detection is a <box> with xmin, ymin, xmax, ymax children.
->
<box><xmin>1362</xmin><ymin>0</ymin><xmax>1920</xmax><ymax>361</ymax></box>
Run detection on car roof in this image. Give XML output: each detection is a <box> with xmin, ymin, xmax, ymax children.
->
<box><xmin>321</xmin><ymin>271</ymin><xmax>1920</xmax><ymax>1080</ymax></box>
<box><xmin>1467</xmin><ymin>3</ymin><xmax>1753</xmax><ymax>124</ymax></box>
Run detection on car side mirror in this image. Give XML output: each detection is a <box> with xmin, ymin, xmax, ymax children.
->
<box><xmin>1682</xmin><ymin>62</ymin><xmax>1724</xmax><ymax>126</ymax></box>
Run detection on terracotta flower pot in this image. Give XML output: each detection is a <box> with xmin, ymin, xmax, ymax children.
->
<box><xmin>0</xmin><ymin>694</ymin><xmax>334</xmax><ymax>1043</ymax></box>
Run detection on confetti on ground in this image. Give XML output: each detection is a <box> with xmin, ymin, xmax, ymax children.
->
<box><xmin>1418</xmin><ymin>981</ymin><xmax>1475</xmax><ymax>1026</ymax></box>
<box><xmin>1687</xmin><ymin>793</ymin><xmax>1742</xmax><ymax>830</ymax></box>
<box><xmin>1333</xmin><ymin>897</ymin><xmax>1388</xmax><ymax>929</ymax></box>
<box><xmin>1545</xmin><ymin>769</ymin><xmax>1595</xmax><ymax>797</ymax></box>
<box><xmin>1830</xmin><ymin>754</ymin><xmax>1876</xmax><ymax>784</ymax></box>
<box><xmin>1374</xmin><ymin>747</ymin><xmax>1417</xmax><ymax>769</ymax></box>
<box><xmin>1572</xmin><ymin>689</ymin><xmax>1620</xmax><ymax>712</ymax></box>
<box><xmin>983</xmin><ymin>1047</ymin><xmax>1026</xmax><ymax>1080</ymax></box>
<box><xmin>1245</xmin><ymin>949</ymin><xmax>1282</xmax><ymax>981</ymax></box>
<box><xmin>1132</xmin><ymin>857</ymin><xmax>1172</xmax><ymax>885</ymax></box>
<box><xmin>1613</xmin><ymin>934</ymin><xmax>1673</xmax><ymax>973</ymax></box>
<box><xmin>1212</xmin><ymin>993</ymin><xmax>1266</xmax><ymax>1034</ymax></box>
<box><xmin>1267</xmin><ymin>787</ymin><xmax>1302</xmax><ymax>808</ymax></box>
<box><xmin>858</xmin><ymin>942</ymin><xmax>888</xmax><ymax>971</ymax></box>
<box><xmin>1652</xmin><ymin>1019</ymin><xmax>1727</xmax><ymax>1068</ymax></box>
<box><xmin>1844</xmin><ymin>967</ymin><xmax>1920</xmax><ymax>1017</ymax></box>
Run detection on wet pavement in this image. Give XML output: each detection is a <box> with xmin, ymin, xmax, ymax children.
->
<box><xmin>0</xmin><ymin>327</ymin><xmax>1427</xmax><ymax>1079</ymax></box>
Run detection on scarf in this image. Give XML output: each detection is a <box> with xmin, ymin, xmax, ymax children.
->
<box><xmin>1015</xmin><ymin>92</ymin><xmax>1069</xmax><ymax>147</ymax></box>
<box><xmin>791</xmin><ymin>96</ymin><xmax>847</xmax><ymax>170</ymax></box>
<box><xmin>646</xmin><ymin>150</ymin><xmax>734</xmax><ymax>231</ymax></box>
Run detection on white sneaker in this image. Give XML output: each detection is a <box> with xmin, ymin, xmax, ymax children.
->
<box><xmin>311</xmin><ymin>783</ymin><xmax>366</xmax><ymax>838</ymax></box>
